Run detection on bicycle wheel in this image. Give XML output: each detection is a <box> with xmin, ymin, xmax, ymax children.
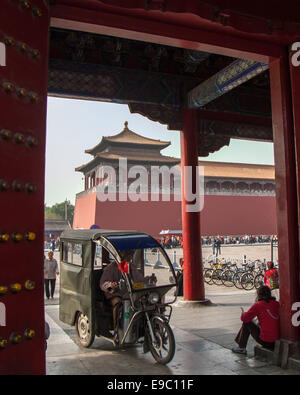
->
<box><xmin>204</xmin><ymin>268</ymin><xmax>213</xmax><ymax>284</ymax></box>
<box><xmin>233</xmin><ymin>271</ymin><xmax>244</xmax><ymax>289</ymax></box>
<box><xmin>221</xmin><ymin>270</ymin><xmax>235</xmax><ymax>287</ymax></box>
<box><xmin>241</xmin><ymin>272</ymin><xmax>255</xmax><ymax>291</ymax></box>
<box><xmin>212</xmin><ymin>269</ymin><xmax>223</xmax><ymax>286</ymax></box>
<box><xmin>254</xmin><ymin>273</ymin><xmax>264</xmax><ymax>289</ymax></box>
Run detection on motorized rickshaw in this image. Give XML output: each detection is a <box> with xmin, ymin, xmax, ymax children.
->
<box><xmin>59</xmin><ymin>229</ymin><xmax>178</xmax><ymax>364</ymax></box>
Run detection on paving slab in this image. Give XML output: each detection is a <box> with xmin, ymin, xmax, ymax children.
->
<box><xmin>45</xmin><ymin>291</ymin><xmax>299</xmax><ymax>376</ymax></box>
<box><xmin>44</xmin><ymin>250</ymin><xmax>297</xmax><ymax>375</ymax></box>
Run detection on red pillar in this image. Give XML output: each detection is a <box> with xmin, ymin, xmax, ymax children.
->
<box><xmin>269</xmin><ymin>53</ymin><xmax>300</xmax><ymax>344</ymax></box>
<box><xmin>289</xmin><ymin>47</ymin><xmax>300</xmax><ymax>342</ymax></box>
<box><xmin>180</xmin><ymin>109</ymin><xmax>205</xmax><ymax>301</ymax></box>
<box><xmin>290</xmin><ymin>48</ymin><xmax>300</xmax><ymax>244</ymax></box>
<box><xmin>0</xmin><ymin>1</ymin><xmax>50</xmax><ymax>374</ymax></box>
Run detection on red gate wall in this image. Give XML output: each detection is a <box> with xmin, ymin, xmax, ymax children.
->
<box><xmin>0</xmin><ymin>1</ymin><xmax>50</xmax><ymax>375</ymax></box>
<box><xmin>73</xmin><ymin>192</ymin><xmax>277</xmax><ymax>237</ymax></box>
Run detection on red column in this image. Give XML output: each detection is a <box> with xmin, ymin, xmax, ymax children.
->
<box><xmin>180</xmin><ymin>109</ymin><xmax>205</xmax><ymax>301</ymax></box>
<box><xmin>289</xmin><ymin>47</ymin><xmax>300</xmax><ymax>341</ymax></box>
<box><xmin>0</xmin><ymin>1</ymin><xmax>50</xmax><ymax>374</ymax></box>
<box><xmin>269</xmin><ymin>53</ymin><xmax>300</xmax><ymax>343</ymax></box>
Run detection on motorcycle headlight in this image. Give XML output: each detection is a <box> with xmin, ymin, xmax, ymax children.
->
<box><xmin>148</xmin><ymin>292</ymin><xmax>159</xmax><ymax>304</ymax></box>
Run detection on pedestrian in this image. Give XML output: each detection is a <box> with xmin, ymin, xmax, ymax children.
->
<box><xmin>216</xmin><ymin>238</ymin><xmax>222</xmax><ymax>256</ymax></box>
<box><xmin>176</xmin><ymin>258</ymin><xmax>184</xmax><ymax>297</ymax></box>
<box><xmin>44</xmin><ymin>251</ymin><xmax>59</xmax><ymax>299</ymax></box>
<box><xmin>264</xmin><ymin>261</ymin><xmax>279</xmax><ymax>299</ymax></box>
<box><xmin>212</xmin><ymin>239</ymin><xmax>216</xmax><ymax>255</ymax></box>
<box><xmin>232</xmin><ymin>285</ymin><xmax>280</xmax><ymax>355</ymax></box>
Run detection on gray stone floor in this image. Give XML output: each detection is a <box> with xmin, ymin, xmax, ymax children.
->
<box><xmin>45</xmin><ymin>247</ymin><xmax>296</xmax><ymax>376</ymax></box>
<box><xmin>45</xmin><ymin>289</ymin><xmax>299</xmax><ymax>375</ymax></box>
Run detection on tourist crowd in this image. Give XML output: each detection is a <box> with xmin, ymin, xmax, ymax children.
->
<box><xmin>160</xmin><ymin>234</ymin><xmax>278</xmax><ymax>248</ymax></box>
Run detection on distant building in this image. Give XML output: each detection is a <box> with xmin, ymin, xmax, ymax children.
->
<box><xmin>73</xmin><ymin>122</ymin><xmax>276</xmax><ymax>237</ymax></box>
<box><xmin>202</xmin><ymin>161</ymin><xmax>275</xmax><ymax>197</ymax></box>
<box><xmin>45</xmin><ymin>219</ymin><xmax>71</xmax><ymax>241</ymax></box>
<box><xmin>75</xmin><ymin>121</ymin><xmax>180</xmax><ymax>189</ymax></box>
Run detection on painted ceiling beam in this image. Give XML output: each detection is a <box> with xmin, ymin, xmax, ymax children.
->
<box><xmin>48</xmin><ymin>58</ymin><xmax>183</xmax><ymax>108</ymax></box>
<box><xmin>187</xmin><ymin>59</ymin><xmax>269</xmax><ymax>108</ymax></box>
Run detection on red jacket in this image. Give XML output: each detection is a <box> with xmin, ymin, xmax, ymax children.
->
<box><xmin>241</xmin><ymin>300</ymin><xmax>280</xmax><ymax>343</ymax></box>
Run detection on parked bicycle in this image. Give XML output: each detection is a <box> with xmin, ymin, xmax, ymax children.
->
<box><xmin>253</xmin><ymin>261</ymin><xmax>267</xmax><ymax>289</ymax></box>
<box><xmin>203</xmin><ymin>256</ymin><xmax>274</xmax><ymax>292</ymax></box>
<box><xmin>204</xmin><ymin>257</ymin><xmax>229</xmax><ymax>285</ymax></box>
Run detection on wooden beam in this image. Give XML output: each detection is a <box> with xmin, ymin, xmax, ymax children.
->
<box><xmin>50</xmin><ymin>2</ymin><xmax>283</xmax><ymax>63</ymax></box>
<box><xmin>197</xmin><ymin>109</ymin><xmax>272</xmax><ymax>127</ymax></box>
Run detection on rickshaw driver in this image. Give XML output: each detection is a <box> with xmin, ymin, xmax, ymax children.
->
<box><xmin>99</xmin><ymin>250</ymin><xmax>157</xmax><ymax>337</ymax></box>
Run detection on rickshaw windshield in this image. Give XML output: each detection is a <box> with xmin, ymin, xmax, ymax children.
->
<box><xmin>105</xmin><ymin>234</ymin><xmax>177</xmax><ymax>292</ymax></box>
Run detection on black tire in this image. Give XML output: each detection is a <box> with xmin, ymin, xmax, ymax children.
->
<box><xmin>204</xmin><ymin>268</ymin><xmax>213</xmax><ymax>284</ymax></box>
<box><xmin>233</xmin><ymin>272</ymin><xmax>244</xmax><ymax>289</ymax></box>
<box><xmin>221</xmin><ymin>270</ymin><xmax>235</xmax><ymax>287</ymax></box>
<box><xmin>211</xmin><ymin>269</ymin><xmax>223</xmax><ymax>286</ymax></box>
<box><xmin>148</xmin><ymin>317</ymin><xmax>175</xmax><ymax>364</ymax></box>
<box><xmin>254</xmin><ymin>273</ymin><xmax>264</xmax><ymax>289</ymax></box>
<box><xmin>241</xmin><ymin>272</ymin><xmax>255</xmax><ymax>291</ymax></box>
<box><xmin>75</xmin><ymin>312</ymin><xmax>95</xmax><ymax>348</ymax></box>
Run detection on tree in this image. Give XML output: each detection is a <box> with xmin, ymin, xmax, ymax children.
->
<box><xmin>45</xmin><ymin>200</ymin><xmax>74</xmax><ymax>225</ymax></box>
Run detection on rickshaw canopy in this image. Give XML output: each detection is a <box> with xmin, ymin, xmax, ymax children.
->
<box><xmin>60</xmin><ymin>229</ymin><xmax>160</xmax><ymax>254</ymax></box>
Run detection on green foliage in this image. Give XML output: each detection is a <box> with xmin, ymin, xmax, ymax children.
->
<box><xmin>45</xmin><ymin>201</ymin><xmax>74</xmax><ymax>224</ymax></box>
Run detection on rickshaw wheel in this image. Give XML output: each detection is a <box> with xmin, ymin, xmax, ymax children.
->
<box><xmin>148</xmin><ymin>317</ymin><xmax>175</xmax><ymax>365</ymax></box>
<box><xmin>75</xmin><ymin>312</ymin><xmax>95</xmax><ymax>348</ymax></box>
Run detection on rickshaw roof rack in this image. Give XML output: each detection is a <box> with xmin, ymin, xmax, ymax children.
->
<box><xmin>61</xmin><ymin>229</ymin><xmax>143</xmax><ymax>241</ymax></box>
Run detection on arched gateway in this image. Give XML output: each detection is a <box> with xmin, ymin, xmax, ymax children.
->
<box><xmin>0</xmin><ymin>0</ymin><xmax>300</xmax><ymax>374</ymax></box>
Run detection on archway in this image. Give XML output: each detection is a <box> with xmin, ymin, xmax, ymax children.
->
<box><xmin>1</xmin><ymin>0</ymin><xmax>299</xmax><ymax>374</ymax></box>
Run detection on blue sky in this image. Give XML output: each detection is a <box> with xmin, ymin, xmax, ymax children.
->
<box><xmin>45</xmin><ymin>97</ymin><xmax>275</xmax><ymax>206</ymax></box>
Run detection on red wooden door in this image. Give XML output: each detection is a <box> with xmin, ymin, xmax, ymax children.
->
<box><xmin>0</xmin><ymin>0</ymin><xmax>50</xmax><ymax>374</ymax></box>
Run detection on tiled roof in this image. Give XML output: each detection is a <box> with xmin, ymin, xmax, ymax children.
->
<box><xmin>198</xmin><ymin>161</ymin><xmax>275</xmax><ymax>179</ymax></box>
<box><xmin>76</xmin><ymin>151</ymin><xmax>180</xmax><ymax>173</ymax></box>
<box><xmin>45</xmin><ymin>219</ymin><xmax>71</xmax><ymax>232</ymax></box>
<box><xmin>95</xmin><ymin>151</ymin><xmax>179</xmax><ymax>163</ymax></box>
<box><xmin>85</xmin><ymin>121</ymin><xmax>170</xmax><ymax>157</ymax></box>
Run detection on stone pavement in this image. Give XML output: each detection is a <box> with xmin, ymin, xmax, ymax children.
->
<box><xmin>45</xmin><ymin>288</ymin><xmax>299</xmax><ymax>375</ymax></box>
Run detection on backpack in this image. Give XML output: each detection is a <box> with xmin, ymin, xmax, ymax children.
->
<box><xmin>266</xmin><ymin>269</ymin><xmax>279</xmax><ymax>290</ymax></box>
